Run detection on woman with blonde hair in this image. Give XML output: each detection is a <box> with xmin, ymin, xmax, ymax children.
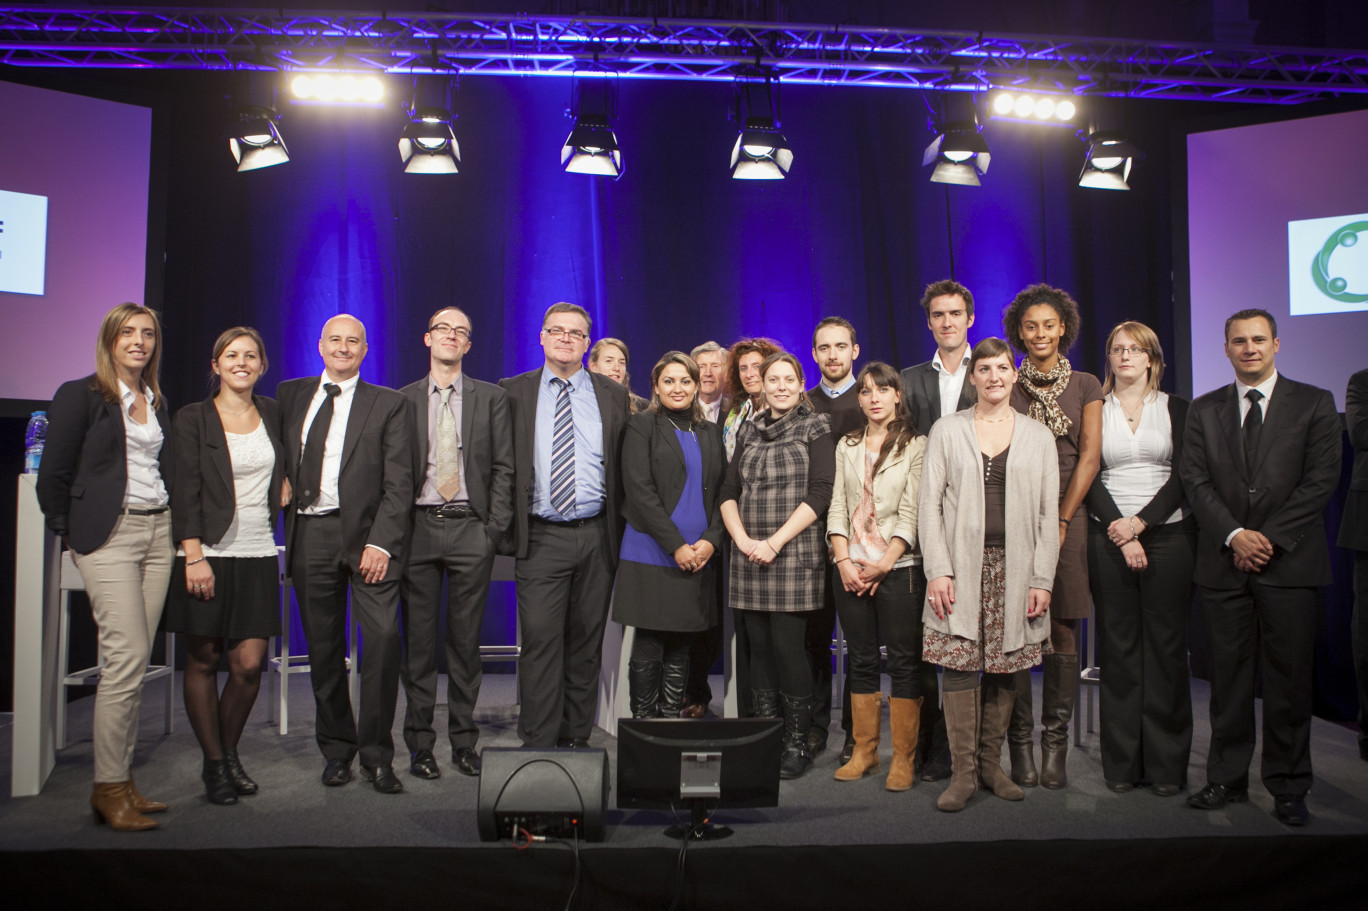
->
<box><xmin>1085</xmin><ymin>321</ymin><xmax>1195</xmax><ymax>796</ymax></box>
<box><xmin>38</xmin><ymin>303</ymin><xmax>175</xmax><ymax>830</ymax></box>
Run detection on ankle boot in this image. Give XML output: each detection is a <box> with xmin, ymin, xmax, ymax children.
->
<box><xmin>659</xmin><ymin>651</ymin><xmax>690</xmax><ymax>719</ymax></box>
<box><xmin>978</xmin><ymin>682</ymin><xmax>1024</xmax><ymax>801</ymax></box>
<box><xmin>937</xmin><ymin>688</ymin><xmax>980</xmax><ymax>812</ymax></box>
<box><xmin>885</xmin><ymin>696</ymin><xmax>923</xmax><ymax>792</ymax></box>
<box><xmin>202</xmin><ymin>758</ymin><xmax>239</xmax><ymax>805</ymax></box>
<box><xmin>91</xmin><ymin>781</ymin><xmax>158</xmax><ymax>831</ymax></box>
<box><xmin>628</xmin><ymin>658</ymin><xmax>663</xmax><ymax>719</ymax></box>
<box><xmin>834</xmin><ymin>692</ymin><xmax>882</xmax><ymax>781</ymax></box>
<box><xmin>222</xmin><ymin>749</ymin><xmax>258</xmax><ymax>795</ymax></box>
<box><xmin>1008</xmin><ymin>668</ymin><xmax>1039</xmax><ymax>787</ymax></box>
<box><xmin>752</xmin><ymin>688</ymin><xmax>781</xmax><ymax>719</ymax></box>
<box><xmin>127</xmin><ymin>776</ymin><xmax>168</xmax><ymax>813</ymax></box>
<box><xmin>1040</xmin><ymin>653</ymin><xmax>1077</xmax><ymax>789</ymax></box>
<box><xmin>778</xmin><ymin>693</ymin><xmax>813</xmax><ymax>780</ymax></box>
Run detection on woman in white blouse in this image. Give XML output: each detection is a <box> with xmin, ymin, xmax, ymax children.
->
<box><xmin>1085</xmin><ymin>321</ymin><xmax>1195</xmax><ymax>797</ymax></box>
<box><xmin>37</xmin><ymin>303</ymin><xmax>176</xmax><ymax>830</ymax></box>
<box><xmin>827</xmin><ymin>362</ymin><xmax>926</xmax><ymax>791</ymax></box>
<box><xmin>164</xmin><ymin>328</ymin><xmax>289</xmax><ymax>805</ymax></box>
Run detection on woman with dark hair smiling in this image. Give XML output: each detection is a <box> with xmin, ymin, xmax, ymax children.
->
<box><xmin>1086</xmin><ymin>321</ymin><xmax>1195</xmax><ymax>796</ymax></box>
<box><xmin>163</xmin><ymin>327</ymin><xmax>290</xmax><ymax>805</ymax></box>
<box><xmin>37</xmin><ymin>303</ymin><xmax>175</xmax><ymax>830</ymax></box>
<box><xmin>613</xmin><ymin>352</ymin><xmax>727</xmax><ymax>719</ymax></box>
<box><xmin>919</xmin><ymin>337</ymin><xmax>1059</xmax><ymax>812</ymax></box>
<box><xmin>827</xmin><ymin>362</ymin><xmax>927</xmax><ymax>790</ymax></box>
<box><xmin>720</xmin><ymin>351</ymin><xmax>834</xmax><ymax>778</ymax></box>
<box><xmin>1003</xmin><ymin>283</ymin><xmax>1104</xmax><ymax>790</ymax></box>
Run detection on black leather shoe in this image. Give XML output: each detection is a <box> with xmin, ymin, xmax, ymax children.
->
<box><xmin>1274</xmin><ymin>795</ymin><xmax>1309</xmax><ymax>827</ymax></box>
<box><xmin>222</xmin><ymin>750</ymin><xmax>258</xmax><ymax>795</ymax></box>
<box><xmin>806</xmin><ymin>729</ymin><xmax>829</xmax><ymax>757</ymax></box>
<box><xmin>409</xmin><ymin>749</ymin><xmax>441</xmax><ymax>780</ymax></box>
<box><xmin>321</xmin><ymin>758</ymin><xmax>353</xmax><ymax>787</ymax></box>
<box><xmin>1186</xmin><ymin>782</ymin><xmax>1247</xmax><ymax>810</ymax></box>
<box><xmin>1151</xmin><ymin>783</ymin><xmax>1180</xmax><ymax>797</ymax></box>
<box><xmin>556</xmin><ymin>738</ymin><xmax>591</xmax><ymax>749</ymax></box>
<box><xmin>453</xmin><ymin>748</ymin><xmax>482</xmax><ymax>777</ymax></box>
<box><xmin>838</xmin><ymin>733</ymin><xmax>855</xmax><ymax>764</ymax></box>
<box><xmin>1106</xmin><ymin>779</ymin><xmax>1135</xmax><ymax>793</ymax></box>
<box><xmin>360</xmin><ymin>764</ymin><xmax>404</xmax><ymax>794</ymax></box>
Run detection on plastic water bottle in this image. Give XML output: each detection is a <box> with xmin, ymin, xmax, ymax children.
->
<box><xmin>24</xmin><ymin>411</ymin><xmax>47</xmax><ymax>474</ymax></box>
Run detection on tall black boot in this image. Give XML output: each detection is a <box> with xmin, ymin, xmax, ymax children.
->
<box><xmin>752</xmin><ymin>689</ymin><xmax>781</xmax><ymax>719</ymax></box>
<box><xmin>1008</xmin><ymin>668</ymin><xmax>1039</xmax><ymax>787</ymax></box>
<box><xmin>628</xmin><ymin>658</ymin><xmax>662</xmax><ymax>719</ymax></box>
<box><xmin>660</xmin><ymin>649</ymin><xmax>690</xmax><ymax>718</ymax></box>
<box><xmin>779</xmin><ymin>693</ymin><xmax>814</xmax><ymax>780</ymax></box>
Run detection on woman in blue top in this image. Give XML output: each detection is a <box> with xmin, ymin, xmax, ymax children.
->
<box><xmin>613</xmin><ymin>352</ymin><xmax>727</xmax><ymax>718</ymax></box>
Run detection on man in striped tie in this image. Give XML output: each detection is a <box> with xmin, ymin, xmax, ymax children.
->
<box><xmin>500</xmin><ymin>303</ymin><xmax>630</xmax><ymax>748</ymax></box>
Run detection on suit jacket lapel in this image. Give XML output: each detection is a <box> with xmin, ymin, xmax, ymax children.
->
<box><xmin>342</xmin><ymin>381</ymin><xmax>375</xmax><ymax>471</ymax></box>
<box><xmin>1219</xmin><ymin>384</ymin><xmax>1246</xmax><ymax>480</ymax></box>
<box><xmin>1253</xmin><ymin>379</ymin><xmax>1293</xmax><ymax>475</ymax></box>
<box><xmin>957</xmin><ymin>371</ymin><xmax>976</xmax><ymax>409</ymax></box>
<box><xmin>519</xmin><ymin>372</ymin><xmax>538</xmax><ymax>453</ymax></box>
<box><xmin>461</xmin><ymin>375</ymin><xmax>477</xmax><ymax>447</ymax></box>
<box><xmin>201</xmin><ymin>395</ymin><xmax>233</xmax><ymax>491</ymax></box>
<box><xmin>407</xmin><ymin>380</ymin><xmax>430</xmax><ymax>458</ymax></box>
<box><xmin>656</xmin><ymin>412</ymin><xmax>686</xmax><ymax>468</ymax></box>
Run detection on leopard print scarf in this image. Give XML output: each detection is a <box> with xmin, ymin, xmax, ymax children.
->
<box><xmin>1018</xmin><ymin>356</ymin><xmax>1073</xmax><ymax>438</ymax></box>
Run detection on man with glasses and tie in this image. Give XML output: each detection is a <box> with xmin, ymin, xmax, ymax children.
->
<box><xmin>500</xmin><ymin>303</ymin><xmax>630</xmax><ymax>748</ymax></box>
<box><xmin>398</xmin><ymin>307</ymin><xmax>514</xmax><ymax>779</ymax></box>
<box><xmin>1179</xmin><ymin>308</ymin><xmax>1339</xmax><ymax>826</ymax></box>
<box><xmin>279</xmin><ymin>314</ymin><xmax>414</xmax><ymax>792</ymax></box>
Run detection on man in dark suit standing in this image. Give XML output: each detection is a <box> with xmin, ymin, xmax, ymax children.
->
<box><xmin>806</xmin><ymin>317</ymin><xmax>863</xmax><ymax>760</ymax></box>
<box><xmin>896</xmin><ymin>279</ymin><xmax>977</xmax><ymax>782</ymax></box>
<box><xmin>1338</xmin><ymin>367</ymin><xmax>1368</xmax><ymax>762</ymax></box>
<box><xmin>279</xmin><ymin>314</ymin><xmax>414</xmax><ymax>793</ymax></box>
<box><xmin>398</xmin><ymin>306</ymin><xmax>514</xmax><ymax>779</ymax></box>
<box><xmin>500</xmin><ymin>303</ymin><xmax>629</xmax><ymax>748</ymax></box>
<box><xmin>1180</xmin><ymin>308</ymin><xmax>1340</xmax><ymax>826</ymax></box>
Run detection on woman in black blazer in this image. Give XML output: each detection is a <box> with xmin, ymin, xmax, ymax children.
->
<box><xmin>613</xmin><ymin>352</ymin><xmax>726</xmax><ymax>718</ymax></box>
<box><xmin>36</xmin><ymin>303</ymin><xmax>175</xmax><ymax>831</ymax></box>
<box><xmin>162</xmin><ymin>327</ymin><xmax>288</xmax><ymax>805</ymax></box>
<box><xmin>1086</xmin><ymin>321</ymin><xmax>1196</xmax><ymax>796</ymax></box>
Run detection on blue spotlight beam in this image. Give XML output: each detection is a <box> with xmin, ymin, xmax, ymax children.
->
<box><xmin>1</xmin><ymin>7</ymin><xmax>1367</xmax><ymax>103</ymax></box>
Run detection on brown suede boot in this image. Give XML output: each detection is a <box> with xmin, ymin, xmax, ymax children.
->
<box><xmin>127</xmin><ymin>776</ymin><xmax>168</xmax><ymax>813</ymax></box>
<box><xmin>91</xmin><ymin>782</ymin><xmax>158</xmax><ymax>831</ymax></box>
<box><xmin>835</xmin><ymin>692</ymin><xmax>883</xmax><ymax>781</ymax></box>
<box><xmin>936</xmin><ymin>688</ymin><xmax>980</xmax><ymax>812</ymax></box>
<box><xmin>884</xmin><ymin>696</ymin><xmax>923</xmax><ymax>791</ymax></box>
<box><xmin>978</xmin><ymin>682</ymin><xmax>1025</xmax><ymax>800</ymax></box>
<box><xmin>1040</xmin><ymin>653</ymin><xmax>1077</xmax><ymax>789</ymax></box>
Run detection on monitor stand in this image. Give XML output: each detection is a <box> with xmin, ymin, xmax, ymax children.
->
<box><xmin>664</xmin><ymin>800</ymin><xmax>734</xmax><ymax>841</ymax></box>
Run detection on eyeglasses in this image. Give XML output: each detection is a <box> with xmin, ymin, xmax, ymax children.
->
<box><xmin>1109</xmin><ymin>345</ymin><xmax>1148</xmax><ymax>358</ymax></box>
<box><xmin>429</xmin><ymin>324</ymin><xmax>471</xmax><ymax>340</ymax></box>
<box><xmin>543</xmin><ymin>326</ymin><xmax>588</xmax><ymax>341</ymax></box>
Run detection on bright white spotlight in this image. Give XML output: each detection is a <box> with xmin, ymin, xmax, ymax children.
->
<box><xmin>992</xmin><ymin>93</ymin><xmax>1015</xmax><ymax>116</ymax></box>
<box><xmin>337</xmin><ymin>76</ymin><xmax>360</xmax><ymax>102</ymax></box>
<box><xmin>361</xmin><ymin>77</ymin><xmax>384</xmax><ymax>103</ymax></box>
<box><xmin>562</xmin><ymin>114</ymin><xmax>624</xmax><ymax>178</ymax></box>
<box><xmin>730</xmin><ymin>117</ymin><xmax>793</xmax><ymax>180</ymax></box>
<box><xmin>314</xmin><ymin>75</ymin><xmax>337</xmax><ymax>101</ymax></box>
<box><xmin>229</xmin><ymin>106</ymin><xmax>289</xmax><ymax>172</ymax></box>
<box><xmin>1079</xmin><ymin>131</ymin><xmax>1142</xmax><ymax>190</ymax></box>
<box><xmin>291</xmin><ymin>75</ymin><xmax>314</xmax><ymax>99</ymax></box>
<box><xmin>1035</xmin><ymin>98</ymin><xmax>1056</xmax><ymax>119</ymax></box>
<box><xmin>1056</xmin><ymin>100</ymin><xmax>1077</xmax><ymax>121</ymax></box>
<box><xmin>1014</xmin><ymin>95</ymin><xmax>1035</xmax><ymax>117</ymax></box>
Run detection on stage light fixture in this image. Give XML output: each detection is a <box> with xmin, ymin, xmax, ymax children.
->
<box><xmin>1078</xmin><ymin>129</ymin><xmax>1143</xmax><ymax>190</ymax></box>
<box><xmin>290</xmin><ymin>73</ymin><xmax>385</xmax><ymax>105</ymax></box>
<box><xmin>729</xmin><ymin>73</ymin><xmax>792</xmax><ymax>180</ymax></box>
<box><xmin>400</xmin><ymin>75</ymin><xmax>460</xmax><ymax>174</ymax></box>
<box><xmin>988</xmin><ymin>91</ymin><xmax>1078</xmax><ymax>125</ymax></box>
<box><xmin>228</xmin><ymin>105</ymin><xmax>289</xmax><ymax>172</ymax></box>
<box><xmin>562</xmin><ymin>114</ymin><xmax>623</xmax><ymax>177</ymax></box>
<box><xmin>924</xmin><ymin>95</ymin><xmax>989</xmax><ymax>187</ymax></box>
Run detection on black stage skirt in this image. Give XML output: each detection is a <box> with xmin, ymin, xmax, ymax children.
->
<box><xmin>162</xmin><ymin>555</ymin><xmax>281</xmax><ymax>640</ymax></box>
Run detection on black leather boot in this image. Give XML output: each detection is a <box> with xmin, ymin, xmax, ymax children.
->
<box><xmin>779</xmin><ymin>693</ymin><xmax>814</xmax><ymax>780</ymax></box>
<box><xmin>628</xmin><ymin>658</ymin><xmax>662</xmax><ymax>719</ymax></box>
<box><xmin>222</xmin><ymin>749</ymin><xmax>258</xmax><ymax>795</ymax></box>
<box><xmin>1008</xmin><ymin>668</ymin><xmax>1039</xmax><ymax>787</ymax></box>
<box><xmin>1040</xmin><ymin>653</ymin><xmax>1077</xmax><ymax>789</ymax></box>
<box><xmin>202</xmin><ymin>758</ymin><xmax>238</xmax><ymax>806</ymax></box>
<box><xmin>752</xmin><ymin>688</ymin><xmax>781</xmax><ymax>719</ymax></box>
<box><xmin>659</xmin><ymin>650</ymin><xmax>690</xmax><ymax>719</ymax></box>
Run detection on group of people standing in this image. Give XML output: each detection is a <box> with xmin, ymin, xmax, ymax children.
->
<box><xmin>35</xmin><ymin>282</ymin><xmax>1353</xmax><ymax>831</ymax></box>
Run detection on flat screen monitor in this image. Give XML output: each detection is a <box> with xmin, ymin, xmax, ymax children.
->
<box><xmin>616</xmin><ymin>717</ymin><xmax>783</xmax><ymax>840</ymax></box>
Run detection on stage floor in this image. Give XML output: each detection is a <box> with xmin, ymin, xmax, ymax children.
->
<box><xmin>4</xmin><ymin>672</ymin><xmax>1366</xmax><ymax>851</ymax></box>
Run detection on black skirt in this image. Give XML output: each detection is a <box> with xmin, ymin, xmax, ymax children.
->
<box><xmin>162</xmin><ymin>555</ymin><xmax>281</xmax><ymax>639</ymax></box>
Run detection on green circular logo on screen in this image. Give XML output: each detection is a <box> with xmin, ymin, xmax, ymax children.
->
<box><xmin>1312</xmin><ymin>221</ymin><xmax>1368</xmax><ymax>303</ymax></box>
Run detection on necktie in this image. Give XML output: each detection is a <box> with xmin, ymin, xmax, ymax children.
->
<box><xmin>1243</xmin><ymin>388</ymin><xmax>1263</xmax><ymax>476</ymax></box>
<box><xmin>435</xmin><ymin>385</ymin><xmax>462</xmax><ymax>501</ymax></box>
<box><xmin>297</xmin><ymin>382</ymin><xmax>340</xmax><ymax>508</ymax></box>
<box><xmin>548</xmin><ymin>378</ymin><xmax>577</xmax><ymax>517</ymax></box>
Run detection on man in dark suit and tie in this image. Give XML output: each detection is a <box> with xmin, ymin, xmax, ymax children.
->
<box><xmin>500</xmin><ymin>303</ymin><xmax>630</xmax><ymax>748</ymax></box>
<box><xmin>1338</xmin><ymin>367</ymin><xmax>1368</xmax><ymax>762</ymax></box>
<box><xmin>806</xmin><ymin>317</ymin><xmax>863</xmax><ymax>760</ymax></box>
<box><xmin>896</xmin><ymin>279</ymin><xmax>978</xmax><ymax>782</ymax></box>
<box><xmin>1179</xmin><ymin>308</ymin><xmax>1340</xmax><ymax>826</ymax></box>
<box><xmin>278</xmin><ymin>314</ymin><xmax>414</xmax><ymax>793</ymax></box>
<box><xmin>398</xmin><ymin>306</ymin><xmax>514</xmax><ymax>780</ymax></box>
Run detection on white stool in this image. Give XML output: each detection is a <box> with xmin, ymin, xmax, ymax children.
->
<box><xmin>54</xmin><ymin>550</ymin><xmax>175</xmax><ymax>749</ymax></box>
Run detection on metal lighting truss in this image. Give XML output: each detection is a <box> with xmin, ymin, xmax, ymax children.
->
<box><xmin>2</xmin><ymin>6</ymin><xmax>1367</xmax><ymax>103</ymax></box>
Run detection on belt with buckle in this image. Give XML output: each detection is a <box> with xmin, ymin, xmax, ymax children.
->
<box><xmin>530</xmin><ymin>513</ymin><xmax>601</xmax><ymax>528</ymax></box>
<box><xmin>121</xmin><ymin>504</ymin><xmax>168</xmax><ymax>517</ymax></box>
<box><xmin>423</xmin><ymin>504</ymin><xmax>476</xmax><ymax>519</ymax></box>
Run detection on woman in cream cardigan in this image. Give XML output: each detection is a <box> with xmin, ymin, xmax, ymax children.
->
<box><xmin>828</xmin><ymin>362</ymin><xmax>927</xmax><ymax>791</ymax></box>
<box><xmin>918</xmin><ymin>338</ymin><xmax>1060</xmax><ymax>812</ymax></box>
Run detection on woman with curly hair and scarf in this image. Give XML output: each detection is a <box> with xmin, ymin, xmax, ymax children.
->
<box><xmin>1003</xmin><ymin>284</ymin><xmax>1103</xmax><ymax>790</ymax></box>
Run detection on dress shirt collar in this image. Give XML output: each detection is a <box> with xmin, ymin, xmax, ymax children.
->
<box><xmin>319</xmin><ymin>370</ymin><xmax>360</xmax><ymax>396</ymax></box>
<box><xmin>430</xmin><ymin>372</ymin><xmax>464</xmax><ymax>395</ymax></box>
<box><xmin>820</xmin><ymin>374</ymin><xmax>856</xmax><ymax>397</ymax></box>
<box><xmin>117</xmin><ymin>378</ymin><xmax>155</xmax><ymax>412</ymax></box>
<box><xmin>931</xmin><ymin>347</ymin><xmax>971</xmax><ymax>376</ymax></box>
<box><xmin>540</xmin><ymin>364</ymin><xmax>591</xmax><ymax>393</ymax></box>
<box><xmin>1235</xmin><ymin>369</ymin><xmax>1278</xmax><ymax>405</ymax></box>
